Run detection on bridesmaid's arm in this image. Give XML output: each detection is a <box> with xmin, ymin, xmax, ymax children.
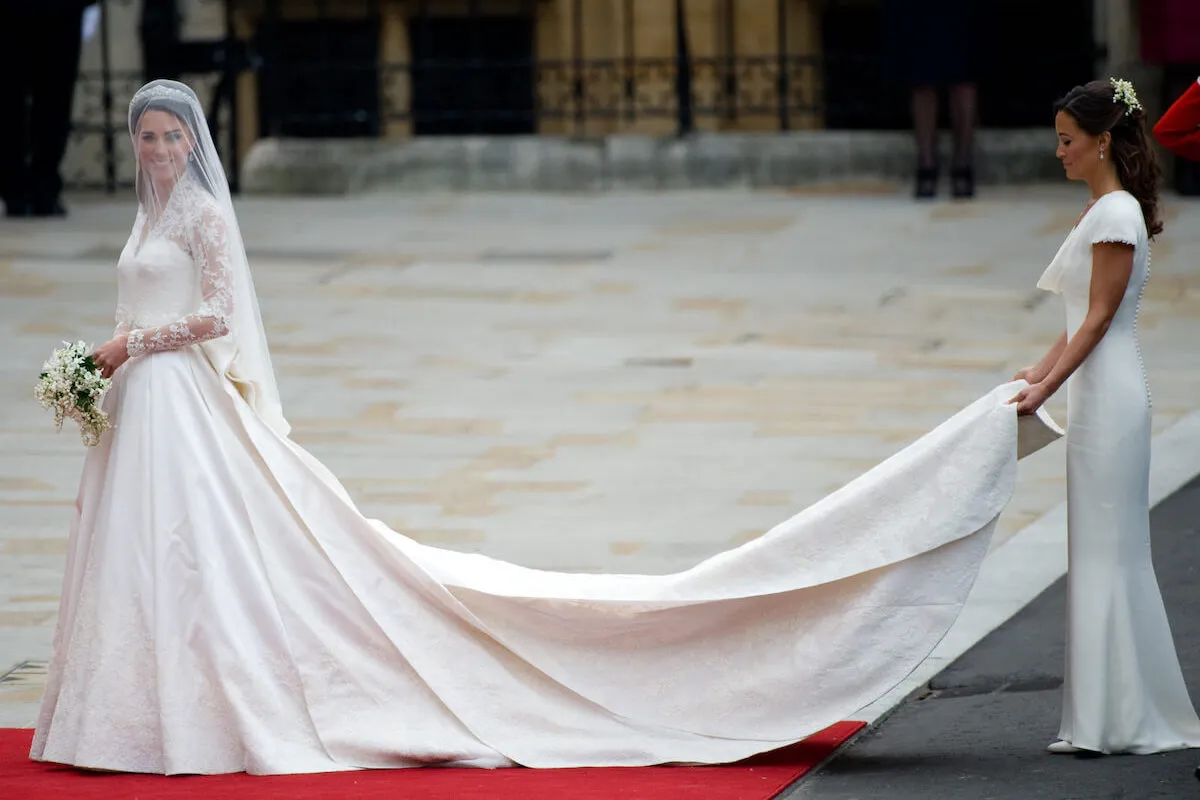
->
<box><xmin>1153</xmin><ymin>79</ymin><xmax>1200</xmax><ymax>161</ymax></box>
<box><xmin>1015</xmin><ymin>331</ymin><xmax>1067</xmax><ymax>383</ymax></box>
<box><xmin>1010</xmin><ymin>243</ymin><xmax>1134</xmax><ymax>414</ymax></box>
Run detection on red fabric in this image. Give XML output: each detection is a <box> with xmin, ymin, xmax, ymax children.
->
<box><xmin>1154</xmin><ymin>80</ymin><xmax>1200</xmax><ymax>161</ymax></box>
<box><xmin>1140</xmin><ymin>0</ymin><xmax>1200</xmax><ymax>63</ymax></box>
<box><xmin>0</xmin><ymin>722</ymin><xmax>864</xmax><ymax>800</ymax></box>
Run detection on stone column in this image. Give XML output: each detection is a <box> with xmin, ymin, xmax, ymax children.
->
<box><xmin>714</xmin><ymin>0</ymin><xmax>821</xmax><ymax>132</ymax></box>
<box><xmin>381</xmin><ymin>1</ymin><xmax>412</xmax><ymax>138</ymax></box>
<box><xmin>1097</xmin><ymin>0</ymin><xmax>1161</xmax><ymax>113</ymax></box>
<box><xmin>1097</xmin><ymin>0</ymin><xmax>1137</xmax><ymax>77</ymax></box>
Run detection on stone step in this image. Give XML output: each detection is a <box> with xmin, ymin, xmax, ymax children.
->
<box><xmin>242</xmin><ymin>129</ymin><xmax>1062</xmax><ymax>195</ymax></box>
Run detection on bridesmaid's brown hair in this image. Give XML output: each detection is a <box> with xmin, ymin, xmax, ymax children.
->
<box><xmin>1055</xmin><ymin>80</ymin><xmax>1163</xmax><ymax>238</ymax></box>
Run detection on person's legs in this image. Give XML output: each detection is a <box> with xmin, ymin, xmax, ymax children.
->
<box><xmin>28</xmin><ymin>8</ymin><xmax>86</xmax><ymax>216</ymax></box>
<box><xmin>912</xmin><ymin>85</ymin><xmax>939</xmax><ymax>198</ymax></box>
<box><xmin>948</xmin><ymin>81</ymin><xmax>978</xmax><ymax>198</ymax></box>
<box><xmin>0</xmin><ymin>9</ymin><xmax>33</xmax><ymax>216</ymax></box>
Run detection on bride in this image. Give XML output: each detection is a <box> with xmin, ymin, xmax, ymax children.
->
<box><xmin>31</xmin><ymin>79</ymin><xmax>1059</xmax><ymax>776</ymax></box>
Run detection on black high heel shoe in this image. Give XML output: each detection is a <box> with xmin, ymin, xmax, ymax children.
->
<box><xmin>914</xmin><ymin>165</ymin><xmax>938</xmax><ymax>199</ymax></box>
<box><xmin>951</xmin><ymin>166</ymin><xmax>975</xmax><ymax>199</ymax></box>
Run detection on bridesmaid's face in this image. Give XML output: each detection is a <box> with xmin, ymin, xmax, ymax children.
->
<box><xmin>1055</xmin><ymin>111</ymin><xmax>1102</xmax><ymax>182</ymax></box>
<box><xmin>136</xmin><ymin>110</ymin><xmax>195</xmax><ymax>185</ymax></box>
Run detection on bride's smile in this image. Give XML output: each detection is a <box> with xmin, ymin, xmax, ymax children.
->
<box><xmin>136</xmin><ymin>109</ymin><xmax>193</xmax><ymax>191</ymax></box>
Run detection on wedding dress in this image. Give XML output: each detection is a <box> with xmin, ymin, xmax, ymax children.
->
<box><xmin>30</xmin><ymin>81</ymin><xmax>1063</xmax><ymax>776</ymax></box>
<box><xmin>1037</xmin><ymin>190</ymin><xmax>1200</xmax><ymax>754</ymax></box>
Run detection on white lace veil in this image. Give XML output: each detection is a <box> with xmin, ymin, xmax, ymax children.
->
<box><xmin>128</xmin><ymin>79</ymin><xmax>290</xmax><ymax>437</ymax></box>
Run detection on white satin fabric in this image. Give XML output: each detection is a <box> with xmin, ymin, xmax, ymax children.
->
<box><xmin>1039</xmin><ymin>190</ymin><xmax>1200</xmax><ymax>754</ymax></box>
<box><xmin>29</xmin><ymin>233</ymin><xmax>1065</xmax><ymax>776</ymax></box>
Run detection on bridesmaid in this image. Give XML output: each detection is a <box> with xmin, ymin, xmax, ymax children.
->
<box><xmin>1009</xmin><ymin>78</ymin><xmax>1200</xmax><ymax>756</ymax></box>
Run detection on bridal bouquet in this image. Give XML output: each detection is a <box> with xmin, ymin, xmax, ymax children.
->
<box><xmin>34</xmin><ymin>341</ymin><xmax>113</xmax><ymax>447</ymax></box>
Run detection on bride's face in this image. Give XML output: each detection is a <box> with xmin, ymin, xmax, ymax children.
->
<box><xmin>136</xmin><ymin>110</ymin><xmax>195</xmax><ymax>185</ymax></box>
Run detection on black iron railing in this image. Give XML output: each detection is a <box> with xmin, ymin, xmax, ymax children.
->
<box><xmin>249</xmin><ymin>0</ymin><xmax>1099</xmax><ymax>140</ymax></box>
<box><xmin>253</xmin><ymin>0</ymin><xmax>838</xmax><ymax>139</ymax></box>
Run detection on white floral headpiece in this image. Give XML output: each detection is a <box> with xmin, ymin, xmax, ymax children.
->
<box><xmin>1110</xmin><ymin>77</ymin><xmax>1142</xmax><ymax>117</ymax></box>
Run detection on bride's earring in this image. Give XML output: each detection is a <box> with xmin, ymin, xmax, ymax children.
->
<box><xmin>1099</xmin><ymin>147</ymin><xmax>1105</xmax><ymax>160</ymax></box>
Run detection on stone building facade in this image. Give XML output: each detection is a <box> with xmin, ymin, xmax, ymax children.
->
<box><xmin>67</xmin><ymin>0</ymin><xmax>1150</xmax><ymax>191</ymax></box>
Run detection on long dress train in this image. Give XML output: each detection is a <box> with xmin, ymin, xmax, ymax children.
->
<box><xmin>27</xmin><ymin>333</ymin><xmax>1060</xmax><ymax>773</ymax></box>
<box><xmin>28</xmin><ymin>171</ymin><xmax>1068</xmax><ymax>776</ymax></box>
<box><xmin>25</xmin><ymin>215</ymin><xmax>1060</xmax><ymax>772</ymax></box>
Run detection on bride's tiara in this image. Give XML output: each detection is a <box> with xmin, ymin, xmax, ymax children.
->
<box><xmin>130</xmin><ymin>83</ymin><xmax>195</xmax><ymax>110</ymax></box>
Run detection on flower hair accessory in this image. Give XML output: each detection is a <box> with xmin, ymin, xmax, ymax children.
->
<box><xmin>1110</xmin><ymin>77</ymin><xmax>1142</xmax><ymax>117</ymax></box>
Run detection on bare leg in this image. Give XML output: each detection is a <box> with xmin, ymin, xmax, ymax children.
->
<box><xmin>912</xmin><ymin>85</ymin><xmax>938</xmax><ymax>170</ymax></box>
<box><xmin>948</xmin><ymin>82</ymin><xmax>977</xmax><ymax>198</ymax></box>
<box><xmin>948</xmin><ymin>82</ymin><xmax>977</xmax><ymax>168</ymax></box>
<box><xmin>911</xmin><ymin>85</ymin><xmax>939</xmax><ymax>198</ymax></box>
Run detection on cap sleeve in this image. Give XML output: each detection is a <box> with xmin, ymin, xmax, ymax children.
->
<box><xmin>1087</xmin><ymin>196</ymin><xmax>1141</xmax><ymax>247</ymax></box>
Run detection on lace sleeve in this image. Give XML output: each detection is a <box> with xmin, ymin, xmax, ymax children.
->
<box><xmin>114</xmin><ymin>304</ymin><xmax>132</xmax><ymax>337</ymax></box>
<box><xmin>126</xmin><ymin>207</ymin><xmax>234</xmax><ymax>358</ymax></box>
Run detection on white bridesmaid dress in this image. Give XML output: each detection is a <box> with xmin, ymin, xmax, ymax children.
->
<box><xmin>1037</xmin><ymin>189</ymin><xmax>1200</xmax><ymax>754</ymax></box>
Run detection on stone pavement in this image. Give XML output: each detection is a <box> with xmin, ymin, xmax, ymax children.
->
<box><xmin>2</xmin><ymin>185</ymin><xmax>1200</xmax><ymax>735</ymax></box>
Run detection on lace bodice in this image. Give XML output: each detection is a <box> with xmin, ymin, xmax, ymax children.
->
<box><xmin>115</xmin><ymin>176</ymin><xmax>234</xmax><ymax>358</ymax></box>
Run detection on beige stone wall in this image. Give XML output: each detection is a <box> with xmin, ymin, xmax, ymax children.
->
<box><xmin>535</xmin><ymin>0</ymin><xmax>822</xmax><ymax>136</ymax></box>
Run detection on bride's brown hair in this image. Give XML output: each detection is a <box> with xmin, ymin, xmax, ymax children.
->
<box><xmin>1054</xmin><ymin>80</ymin><xmax>1163</xmax><ymax>238</ymax></box>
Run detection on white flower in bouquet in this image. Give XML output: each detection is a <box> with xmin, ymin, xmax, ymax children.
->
<box><xmin>34</xmin><ymin>341</ymin><xmax>114</xmax><ymax>447</ymax></box>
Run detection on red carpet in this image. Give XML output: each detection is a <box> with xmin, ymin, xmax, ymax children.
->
<box><xmin>0</xmin><ymin>722</ymin><xmax>863</xmax><ymax>799</ymax></box>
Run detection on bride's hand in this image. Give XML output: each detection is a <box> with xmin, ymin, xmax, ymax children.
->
<box><xmin>1007</xmin><ymin>382</ymin><xmax>1052</xmax><ymax>416</ymax></box>
<box><xmin>93</xmin><ymin>335</ymin><xmax>130</xmax><ymax>379</ymax></box>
